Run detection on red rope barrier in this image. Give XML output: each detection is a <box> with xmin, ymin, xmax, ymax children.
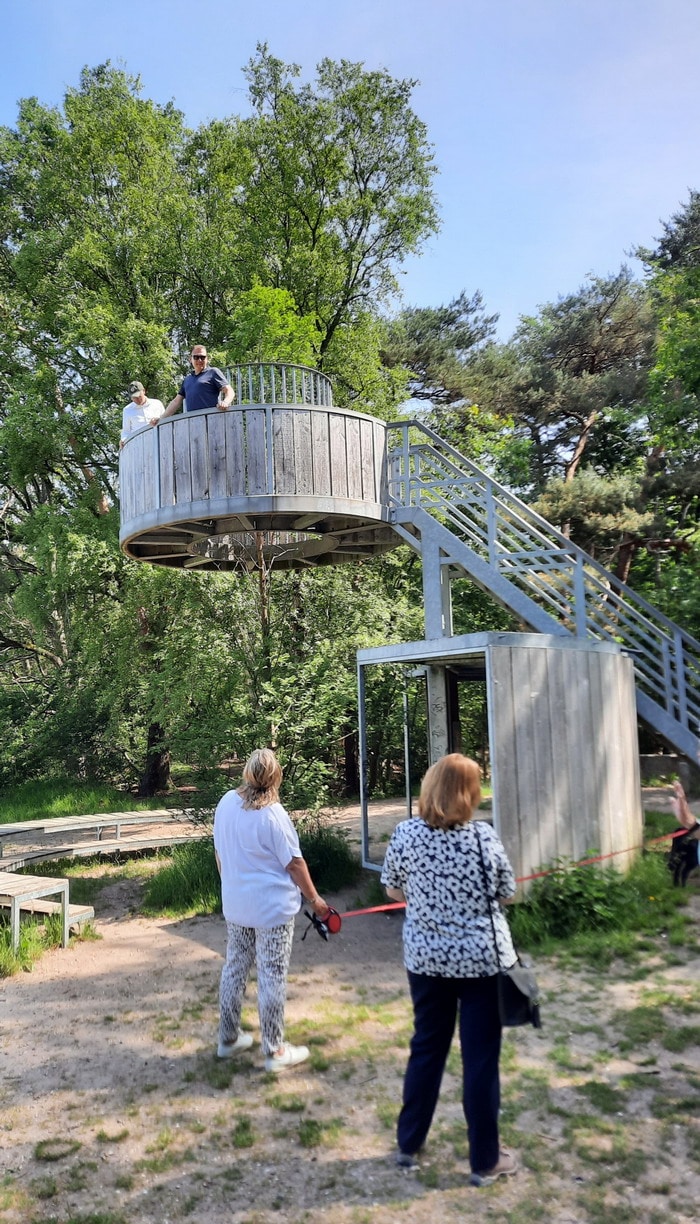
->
<box><xmin>338</xmin><ymin>826</ymin><xmax>693</xmax><ymax>920</ymax></box>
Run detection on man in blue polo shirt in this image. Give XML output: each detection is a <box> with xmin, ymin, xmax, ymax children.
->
<box><xmin>162</xmin><ymin>344</ymin><xmax>235</xmax><ymax>417</ymax></box>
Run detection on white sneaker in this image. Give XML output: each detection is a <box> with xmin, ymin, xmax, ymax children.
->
<box><xmin>264</xmin><ymin>1043</ymin><xmax>310</xmax><ymax>1073</ymax></box>
<box><xmin>217</xmin><ymin>1032</ymin><xmax>254</xmax><ymax>1058</ymax></box>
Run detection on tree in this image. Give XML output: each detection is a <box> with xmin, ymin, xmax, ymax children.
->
<box><xmin>0</xmin><ymin>54</ymin><xmax>440</xmax><ymax>793</ymax></box>
<box><xmin>486</xmin><ymin>269</ymin><xmax>656</xmax><ymax>491</ymax></box>
<box><xmin>382</xmin><ymin>290</ymin><xmax>498</xmax><ymax>405</ymax></box>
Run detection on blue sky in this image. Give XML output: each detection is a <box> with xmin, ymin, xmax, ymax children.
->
<box><xmin>3</xmin><ymin>0</ymin><xmax>700</xmax><ymax>339</ymax></box>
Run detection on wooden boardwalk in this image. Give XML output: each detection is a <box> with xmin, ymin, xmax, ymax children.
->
<box><xmin>0</xmin><ymin>810</ymin><xmax>210</xmax><ymax>871</ymax></box>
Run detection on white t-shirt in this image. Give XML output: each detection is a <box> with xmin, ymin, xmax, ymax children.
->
<box><xmin>213</xmin><ymin>790</ymin><xmax>302</xmax><ymax>927</ymax></box>
<box><xmin>120</xmin><ymin>397</ymin><xmax>165</xmax><ymax>442</ymax></box>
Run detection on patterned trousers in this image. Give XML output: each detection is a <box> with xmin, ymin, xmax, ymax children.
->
<box><xmin>219</xmin><ymin>919</ymin><xmax>295</xmax><ymax>1055</ymax></box>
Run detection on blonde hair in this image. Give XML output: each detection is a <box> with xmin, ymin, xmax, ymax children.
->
<box><xmin>237</xmin><ymin>748</ymin><xmax>283</xmax><ymax>809</ymax></box>
<box><xmin>418</xmin><ymin>754</ymin><xmax>481</xmax><ymax>830</ymax></box>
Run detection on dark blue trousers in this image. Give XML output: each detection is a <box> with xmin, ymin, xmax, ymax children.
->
<box><xmin>397</xmin><ymin>971</ymin><xmax>502</xmax><ymax>1174</ymax></box>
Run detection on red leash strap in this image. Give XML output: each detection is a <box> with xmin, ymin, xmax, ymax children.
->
<box><xmin>336</xmin><ymin>826</ymin><xmax>692</xmax><ymax>919</ymax></box>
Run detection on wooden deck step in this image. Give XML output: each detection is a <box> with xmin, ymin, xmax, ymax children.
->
<box><xmin>15</xmin><ymin>897</ymin><xmax>95</xmax><ymax>926</ymax></box>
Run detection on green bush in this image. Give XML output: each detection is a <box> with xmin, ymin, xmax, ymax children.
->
<box><xmin>143</xmin><ymin>839</ymin><xmax>221</xmax><ymax>916</ymax></box>
<box><xmin>509</xmin><ymin>849</ymin><xmax>686</xmax><ymax>953</ymax></box>
<box><xmin>294</xmin><ymin>814</ymin><xmax>360</xmax><ymax>892</ymax></box>
<box><xmin>142</xmin><ymin>815</ymin><xmax>359</xmax><ymax>916</ymax></box>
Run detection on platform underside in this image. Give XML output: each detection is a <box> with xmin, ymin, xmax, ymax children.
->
<box><xmin>121</xmin><ymin>510</ymin><xmax>400</xmax><ymax>570</ymax></box>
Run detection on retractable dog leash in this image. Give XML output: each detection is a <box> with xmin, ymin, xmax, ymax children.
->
<box><xmin>301</xmin><ymin>907</ymin><xmax>342</xmax><ymax>941</ymax></box>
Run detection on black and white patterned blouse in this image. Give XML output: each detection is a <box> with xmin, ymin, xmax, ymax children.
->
<box><xmin>381</xmin><ymin>817</ymin><xmax>517</xmax><ymax>978</ymax></box>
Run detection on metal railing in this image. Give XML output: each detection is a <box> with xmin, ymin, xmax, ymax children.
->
<box><xmin>225</xmin><ymin>363</ymin><xmax>333</xmax><ymax>408</ymax></box>
<box><xmin>387</xmin><ymin>421</ymin><xmax>700</xmax><ymax>746</ymax></box>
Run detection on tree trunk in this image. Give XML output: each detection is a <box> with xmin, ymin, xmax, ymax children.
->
<box><xmin>138</xmin><ymin>722</ymin><xmax>171</xmax><ymax>796</ymax></box>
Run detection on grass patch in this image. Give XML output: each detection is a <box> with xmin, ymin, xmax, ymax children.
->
<box><xmin>576</xmin><ymin>1080</ymin><xmax>628</xmax><ymax>1113</ymax></box>
<box><xmin>268</xmin><ymin>1093</ymin><xmax>305</xmax><ymax>1113</ymax></box>
<box><xmin>34</xmin><ymin>1137</ymin><xmax>82</xmax><ymax>1161</ymax></box>
<box><xmin>610</xmin><ymin>1003</ymin><xmax>699</xmax><ymax>1052</ymax></box>
<box><xmin>294</xmin><ymin>813</ymin><xmax>361</xmax><ymax>892</ymax></box>
<box><xmin>0</xmin><ymin>912</ymin><xmax>97</xmax><ymax>979</ymax></box>
<box><xmin>143</xmin><ymin>838</ymin><xmax>221</xmax><ymax>916</ymax></box>
<box><xmin>0</xmin><ymin>777</ymin><xmax>165</xmax><ymax>824</ymax></box>
<box><xmin>297</xmin><ymin>1117</ymin><xmax>343</xmax><ymax>1147</ymax></box>
<box><xmin>509</xmin><ymin>836</ymin><xmax>689</xmax><ymax>963</ymax></box>
<box><xmin>95</xmin><ymin>1128</ymin><xmax>129</xmax><ymax>1143</ymax></box>
<box><xmin>232</xmin><ymin>1115</ymin><xmax>255</xmax><ymax>1147</ymax></box>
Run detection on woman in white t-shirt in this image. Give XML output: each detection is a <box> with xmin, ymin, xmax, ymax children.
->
<box><xmin>213</xmin><ymin>749</ymin><xmax>328</xmax><ymax>1072</ymax></box>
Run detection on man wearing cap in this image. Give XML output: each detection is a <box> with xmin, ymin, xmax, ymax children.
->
<box><xmin>161</xmin><ymin>345</ymin><xmax>235</xmax><ymax>418</ymax></box>
<box><xmin>120</xmin><ymin>381</ymin><xmax>166</xmax><ymax>448</ymax></box>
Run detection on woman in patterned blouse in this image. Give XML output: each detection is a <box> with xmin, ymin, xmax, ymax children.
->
<box><xmin>381</xmin><ymin>753</ymin><xmax>519</xmax><ymax>1187</ymax></box>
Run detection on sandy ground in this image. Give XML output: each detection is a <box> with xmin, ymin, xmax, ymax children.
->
<box><xmin>1</xmin><ymin>791</ymin><xmax>699</xmax><ymax>1224</ymax></box>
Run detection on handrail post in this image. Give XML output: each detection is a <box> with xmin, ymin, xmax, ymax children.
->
<box><xmin>674</xmin><ymin>628</ymin><xmax>688</xmax><ymax>726</ymax></box>
<box><xmin>486</xmin><ymin>480</ymin><xmax>497</xmax><ymax>566</ymax></box>
<box><xmin>574</xmin><ymin>552</ymin><xmax>587</xmax><ymax>638</ymax></box>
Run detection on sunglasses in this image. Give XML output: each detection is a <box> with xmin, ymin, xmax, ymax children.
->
<box><xmin>192</xmin><ymin>354</ymin><xmax>207</xmax><ymax>361</ymax></box>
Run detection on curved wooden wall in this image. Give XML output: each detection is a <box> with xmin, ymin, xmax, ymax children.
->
<box><xmin>119</xmin><ymin>403</ymin><xmax>396</xmax><ymax>569</ymax></box>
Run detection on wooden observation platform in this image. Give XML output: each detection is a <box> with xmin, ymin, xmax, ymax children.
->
<box><xmin>119</xmin><ymin>362</ymin><xmax>398</xmax><ymax>570</ymax></box>
<box><xmin>118</xmin><ymin>357</ymin><xmax>700</xmax><ymax>880</ymax></box>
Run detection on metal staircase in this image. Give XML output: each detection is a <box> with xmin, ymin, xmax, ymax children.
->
<box><xmin>386</xmin><ymin>420</ymin><xmax>700</xmax><ymax>762</ymax></box>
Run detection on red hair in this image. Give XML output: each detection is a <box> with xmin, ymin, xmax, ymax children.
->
<box><xmin>418</xmin><ymin>754</ymin><xmax>482</xmax><ymax>829</ymax></box>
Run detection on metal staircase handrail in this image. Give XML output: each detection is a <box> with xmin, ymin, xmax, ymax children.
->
<box><xmin>386</xmin><ymin>420</ymin><xmax>700</xmax><ymax>747</ymax></box>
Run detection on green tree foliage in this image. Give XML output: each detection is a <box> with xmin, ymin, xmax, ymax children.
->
<box><xmin>476</xmin><ymin>269</ymin><xmax>656</xmax><ymax>492</ymax></box>
<box><xmin>643</xmin><ymin>192</ymin><xmax>700</xmax><ymax>455</ymax></box>
<box><xmin>382</xmin><ymin>290</ymin><xmax>498</xmax><ymax>405</ymax></box>
<box><xmin>0</xmin><ymin>54</ymin><xmax>439</xmax><ymax>793</ymax></box>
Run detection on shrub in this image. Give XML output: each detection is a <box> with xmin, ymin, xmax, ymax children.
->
<box><xmin>294</xmin><ymin>814</ymin><xmax>360</xmax><ymax>892</ymax></box>
<box><xmin>142</xmin><ymin>814</ymin><xmax>359</xmax><ymax>916</ymax></box>
<box><xmin>509</xmin><ymin>849</ymin><xmax>686</xmax><ymax>952</ymax></box>
<box><xmin>143</xmin><ymin>839</ymin><xmax>221</xmax><ymax>916</ymax></box>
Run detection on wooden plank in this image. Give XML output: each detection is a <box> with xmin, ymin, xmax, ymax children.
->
<box><xmin>0</xmin><ymin>810</ymin><xmax>174</xmax><ymax>841</ymax></box>
<box><xmin>294</xmin><ymin>411</ymin><xmax>313</xmax><ymax>495</ymax></box>
<box><xmin>118</xmin><ymin>451</ymin><xmax>133</xmax><ymax>522</ymax></box>
<box><xmin>345</xmin><ymin>415</ymin><xmax>362</xmax><ymax>499</ymax></box>
<box><xmin>0</xmin><ymin>870</ymin><xmax>69</xmax><ymax>895</ymax></box>
<box><xmin>359</xmin><ymin>418</ymin><xmax>376</xmax><ymax>502</ymax></box>
<box><xmin>311</xmin><ymin>411</ymin><xmax>331</xmax><ymax>496</ymax></box>
<box><xmin>225</xmin><ymin>411</ymin><xmax>245</xmax><ymax>497</ymax></box>
<box><xmin>489</xmin><ymin>646</ymin><xmax>522</xmax><ymax>875</ymax></box>
<box><xmin>132</xmin><ymin>431</ymin><xmax>150</xmax><ymax>518</ymax></box>
<box><xmin>159</xmin><ymin>424</ymin><xmax>175</xmax><ymax>507</ymax></box>
<box><xmin>273</xmin><ymin>410</ymin><xmax>296</xmax><ymax>494</ymax></box>
<box><xmin>173</xmin><ymin>417</ymin><xmax>193</xmax><ymax>504</ymax></box>
<box><xmin>329</xmin><ymin>416</ymin><xmax>348</xmax><ymax>498</ymax></box>
<box><xmin>10</xmin><ymin>897</ymin><xmax>94</xmax><ymax>923</ymax></box>
<box><xmin>375</xmin><ymin>421</ymin><xmax>389</xmax><ymax>502</ymax></box>
<box><xmin>189</xmin><ymin>413</ymin><xmax>209</xmax><ymax>499</ymax></box>
<box><xmin>245</xmin><ymin>411</ymin><xmax>267</xmax><ymax>494</ymax></box>
<box><xmin>525</xmin><ymin>644</ymin><xmax>558</xmax><ymax>870</ymax></box>
<box><xmin>2</xmin><ymin>832</ymin><xmax>210</xmax><ymax>872</ymax></box>
<box><xmin>208</xmin><ymin>412</ymin><xmax>228</xmax><ymax>499</ymax></box>
<box><xmin>509</xmin><ymin>647</ymin><xmax>542</xmax><ymax>878</ymax></box>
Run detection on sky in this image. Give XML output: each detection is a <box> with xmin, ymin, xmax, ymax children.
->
<box><xmin>2</xmin><ymin>0</ymin><xmax>700</xmax><ymax>339</ymax></box>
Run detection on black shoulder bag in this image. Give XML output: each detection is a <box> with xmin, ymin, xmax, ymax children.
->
<box><xmin>475</xmin><ymin>824</ymin><xmax>542</xmax><ymax>1029</ymax></box>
